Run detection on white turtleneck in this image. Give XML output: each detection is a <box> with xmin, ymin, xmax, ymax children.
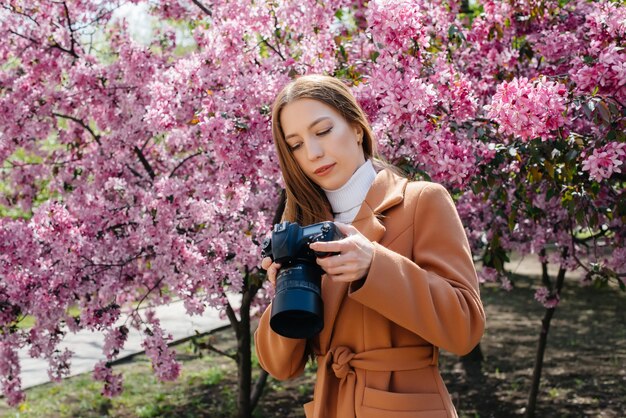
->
<box><xmin>323</xmin><ymin>159</ymin><xmax>377</xmax><ymax>224</ymax></box>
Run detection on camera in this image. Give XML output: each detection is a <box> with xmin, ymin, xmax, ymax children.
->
<box><xmin>261</xmin><ymin>221</ymin><xmax>345</xmax><ymax>339</ymax></box>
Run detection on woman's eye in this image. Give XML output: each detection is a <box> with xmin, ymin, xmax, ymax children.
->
<box><xmin>318</xmin><ymin>128</ymin><xmax>332</xmax><ymax>136</ymax></box>
<box><xmin>290</xmin><ymin>142</ymin><xmax>302</xmax><ymax>150</ymax></box>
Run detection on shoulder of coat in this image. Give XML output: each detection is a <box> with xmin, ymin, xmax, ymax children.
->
<box><xmin>404</xmin><ymin>180</ymin><xmax>451</xmax><ymax>207</ymax></box>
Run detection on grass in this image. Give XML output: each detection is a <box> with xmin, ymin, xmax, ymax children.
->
<box><xmin>0</xmin><ymin>325</ymin><xmax>317</xmax><ymax>418</ymax></box>
<box><xmin>0</xmin><ymin>341</ymin><xmax>240</xmax><ymax>418</ymax></box>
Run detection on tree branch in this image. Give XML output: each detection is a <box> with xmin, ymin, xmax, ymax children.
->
<box><xmin>2</xmin><ymin>4</ymin><xmax>40</xmax><ymax>26</ymax></box>
<box><xmin>122</xmin><ymin>276</ymin><xmax>165</xmax><ymax>327</ymax></box>
<box><xmin>133</xmin><ymin>146</ymin><xmax>156</xmax><ymax>180</ymax></box>
<box><xmin>261</xmin><ymin>38</ymin><xmax>286</xmax><ymax>61</ymax></box>
<box><xmin>250</xmin><ymin>370</ymin><xmax>269</xmax><ymax>409</ymax></box>
<box><xmin>197</xmin><ymin>340</ymin><xmax>237</xmax><ymax>361</ymax></box>
<box><xmin>190</xmin><ymin>0</ymin><xmax>213</xmax><ymax>16</ymax></box>
<box><xmin>52</xmin><ymin>112</ymin><xmax>102</xmax><ymax>146</ymax></box>
<box><xmin>223</xmin><ymin>296</ymin><xmax>240</xmax><ymax>339</ymax></box>
<box><xmin>49</xmin><ymin>39</ymin><xmax>80</xmax><ymax>59</ymax></box>
<box><xmin>539</xmin><ymin>248</ymin><xmax>552</xmax><ymax>289</ymax></box>
<box><xmin>79</xmin><ymin>250</ymin><xmax>147</xmax><ymax>270</ymax></box>
<box><xmin>573</xmin><ymin>226</ymin><xmax>615</xmax><ymax>244</ymax></box>
<box><xmin>169</xmin><ymin>151</ymin><xmax>203</xmax><ymax>178</ymax></box>
<box><xmin>61</xmin><ymin>1</ymin><xmax>78</xmax><ymax>55</ymax></box>
<box><xmin>7</xmin><ymin>29</ymin><xmax>40</xmax><ymax>45</ymax></box>
<box><xmin>125</xmin><ymin>163</ymin><xmax>145</xmax><ymax>180</ymax></box>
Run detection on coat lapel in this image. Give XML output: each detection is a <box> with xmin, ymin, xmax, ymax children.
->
<box><xmin>317</xmin><ymin>168</ymin><xmax>409</xmax><ymax>353</ymax></box>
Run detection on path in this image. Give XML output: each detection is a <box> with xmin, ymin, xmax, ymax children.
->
<box><xmin>18</xmin><ymin>299</ymin><xmax>231</xmax><ymax>389</ymax></box>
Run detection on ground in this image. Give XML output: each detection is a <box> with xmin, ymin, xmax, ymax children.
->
<box><xmin>256</xmin><ymin>273</ymin><xmax>626</xmax><ymax>418</ymax></box>
<box><xmin>1</xmin><ymin>269</ymin><xmax>624</xmax><ymax>417</ymax></box>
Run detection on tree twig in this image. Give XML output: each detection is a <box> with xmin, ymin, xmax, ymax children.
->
<box><xmin>133</xmin><ymin>146</ymin><xmax>156</xmax><ymax>180</ymax></box>
<box><xmin>196</xmin><ymin>340</ymin><xmax>237</xmax><ymax>361</ymax></box>
<box><xmin>169</xmin><ymin>151</ymin><xmax>203</xmax><ymax>178</ymax></box>
<box><xmin>190</xmin><ymin>0</ymin><xmax>212</xmax><ymax>16</ymax></box>
<box><xmin>52</xmin><ymin>112</ymin><xmax>102</xmax><ymax>145</ymax></box>
<box><xmin>7</xmin><ymin>29</ymin><xmax>38</xmax><ymax>44</ymax></box>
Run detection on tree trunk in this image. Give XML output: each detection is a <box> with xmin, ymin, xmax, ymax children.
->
<box><xmin>236</xmin><ymin>288</ymin><xmax>253</xmax><ymax>418</ymax></box>
<box><xmin>250</xmin><ymin>369</ymin><xmax>269</xmax><ymax>410</ymax></box>
<box><xmin>525</xmin><ymin>303</ymin><xmax>556</xmax><ymax>418</ymax></box>
<box><xmin>460</xmin><ymin>343</ymin><xmax>484</xmax><ymax>381</ymax></box>
<box><xmin>233</xmin><ymin>191</ymin><xmax>286</xmax><ymax>417</ymax></box>
<box><xmin>461</xmin><ymin>343</ymin><xmax>484</xmax><ymax>363</ymax></box>
<box><xmin>223</xmin><ymin>278</ymin><xmax>258</xmax><ymax>418</ymax></box>
<box><xmin>525</xmin><ymin>249</ymin><xmax>567</xmax><ymax>418</ymax></box>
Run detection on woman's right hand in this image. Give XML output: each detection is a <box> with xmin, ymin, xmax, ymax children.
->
<box><xmin>261</xmin><ymin>257</ymin><xmax>281</xmax><ymax>288</ymax></box>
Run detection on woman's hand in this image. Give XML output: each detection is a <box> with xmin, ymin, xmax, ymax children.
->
<box><xmin>309</xmin><ymin>222</ymin><xmax>374</xmax><ymax>283</ymax></box>
<box><xmin>261</xmin><ymin>257</ymin><xmax>281</xmax><ymax>288</ymax></box>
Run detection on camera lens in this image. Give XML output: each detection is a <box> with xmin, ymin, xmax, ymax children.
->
<box><xmin>270</xmin><ymin>263</ymin><xmax>324</xmax><ymax>339</ymax></box>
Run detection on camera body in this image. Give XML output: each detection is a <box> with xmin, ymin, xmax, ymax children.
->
<box><xmin>262</xmin><ymin>221</ymin><xmax>345</xmax><ymax>339</ymax></box>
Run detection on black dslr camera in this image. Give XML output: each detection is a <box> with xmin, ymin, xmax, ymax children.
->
<box><xmin>261</xmin><ymin>221</ymin><xmax>345</xmax><ymax>339</ymax></box>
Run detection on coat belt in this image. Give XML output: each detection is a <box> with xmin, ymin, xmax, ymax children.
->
<box><xmin>311</xmin><ymin>345</ymin><xmax>438</xmax><ymax>418</ymax></box>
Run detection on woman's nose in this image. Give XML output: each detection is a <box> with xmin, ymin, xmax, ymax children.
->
<box><xmin>305</xmin><ymin>139</ymin><xmax>323</xmax><ymax>161</ymax></box>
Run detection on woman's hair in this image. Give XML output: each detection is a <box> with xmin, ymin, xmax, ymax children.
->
<box><xmin>271</xmin><ymin>74</ymin><xmax>389</xmax><ymax>225</ymax></box>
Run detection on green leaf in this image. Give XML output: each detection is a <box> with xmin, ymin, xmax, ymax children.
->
<box><xmin>339</xmin><ymin>44</ymin><xmax>347</xmax><ymax>60</ymax></box>
<box><xmin>448</xmin><ymin>25</ymin><xmax>459</xmax><ymax>38</ymax></box>
<box><xmin>606</xmin><ymin>130</ymin><xmax>617</xmax><ymax>141</ymax></box>
<box><xmin>508</xmin><ymin>211</ymin><xmax>516</xmax><ymax>232</ymax></box>
<box><xmin>583</xmin><ymin>55</ymin><xmax>595</xmax><ymax>65</ymax></box>
<box><xmin>565</xmin><ymin>149</ymin><xmax>578</xmax><ymax>162</ymax></box>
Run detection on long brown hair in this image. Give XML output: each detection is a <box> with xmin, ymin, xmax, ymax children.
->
<box><xmin>271</xmin><ymin>75</ymin><xmax>388</xmax><ymax>225</ymax></box>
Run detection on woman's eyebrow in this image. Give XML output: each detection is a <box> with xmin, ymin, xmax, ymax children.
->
<box><xmin>285</xmin><ymin>116</ymin><xmax>331</xmax><ymax>140</ymax></box>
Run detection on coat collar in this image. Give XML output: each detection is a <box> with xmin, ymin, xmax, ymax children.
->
<box><xmin>351</xmin><ymin>168</ymin><xmax>408</xmax><ymax>242</ymax></box>
<box><xmin>317</xmin><ymin>168</ymin><xmax>408</xmax><ymax>353</ymax></box>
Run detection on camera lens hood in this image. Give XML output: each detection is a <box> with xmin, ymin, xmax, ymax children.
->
<box><xmin>270</xmin><ymin>264</ymin><xmax>324</xmax><ymax>339</ymax></box>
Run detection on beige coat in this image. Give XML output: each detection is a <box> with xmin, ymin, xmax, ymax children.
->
<box><xmin>255</xmin><ymin>168</ymin><xmax>485</xmax><ymax>418</ymax></box>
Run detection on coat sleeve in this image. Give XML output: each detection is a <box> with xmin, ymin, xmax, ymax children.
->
<box><xmin>348</xmin><ymin>183</ymin><xmax>485</xmax><ymax>355</ymax></box>
<box><xmin>254</xmin><ymin>303</ymin><xmax>308</xmax><ymax>380</ymax></box>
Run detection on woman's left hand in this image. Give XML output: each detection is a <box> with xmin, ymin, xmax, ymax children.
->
<box><xmin>309</xmin><ymin>222</ymin><xmax>374</xmax><ymax>283</ymax></box>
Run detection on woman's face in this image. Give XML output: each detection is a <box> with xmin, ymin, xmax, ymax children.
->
<box><xmin>280</xmin><ymin>98</ymin><xmax>365</xmax><ymax>191</ymax></box>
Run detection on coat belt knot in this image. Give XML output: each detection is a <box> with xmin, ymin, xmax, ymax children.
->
<box><xmin>330</xmin><ymin>346</ymin><xmax>355</xmax><ymax>380</ymax></box>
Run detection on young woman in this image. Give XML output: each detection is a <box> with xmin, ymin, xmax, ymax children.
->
<box><xmin>254</xmin><ymin>74</ymin><xmax>485</xmax><ymax>418</ymax></box>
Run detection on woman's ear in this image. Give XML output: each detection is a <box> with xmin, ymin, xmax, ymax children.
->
<box><xmin>353</xmin><ymin>124</ymin><xmax>364</xmax><ymax>144</ymax></box>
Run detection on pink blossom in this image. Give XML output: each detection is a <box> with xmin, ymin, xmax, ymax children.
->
<box><xmin>485</xmin><ymin>76</ymin><xmax>567</xmax><ymax>141</ymax></box>
<box><xmin>478</xmin><ymin>267</ymin><xmax>500</xmax><ymax>283</ymax></box>
<box><xmin>581</xmin><ymin>142</ymin><xmax>626</xmax><ymax>182</ymax></box>
<box><xmin>534</xmin><ymin>287</ymin><xmax>560</xmax><ymax>309</ymax></box>
<box><xmin>103</xmin><ymin>326</ymin><xmax>129</xmax><ymax>360</ymax></box>
<box><xmin>0</xmin><ymin>338</ymin><xmax>25</xmax><ymax>407</ymax></box>
<box><xmin>93</xmin><ymin>361</ymin><xmax>124</xmax><ymax>398</ymax></box>
<box><xmin>367</xmin><ymin>0</ymin><xmax>432</xmax><ymax>52</ymax></box>
<box><xmin>141</xmin><ymin>320</ymin><xmax>181</xmax><ymax>382</ymax></box>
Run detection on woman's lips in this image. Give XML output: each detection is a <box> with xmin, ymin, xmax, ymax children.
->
<box><xmin>314</xmin><ymin>163</ymin><xmax>335</xmax><ymax>176</ymax></box>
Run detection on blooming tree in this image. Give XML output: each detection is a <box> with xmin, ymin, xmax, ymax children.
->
<box><xmin>0</xmin><ymin>0</ymin><xmax>624</xmax><ymax>417</ymax></box>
